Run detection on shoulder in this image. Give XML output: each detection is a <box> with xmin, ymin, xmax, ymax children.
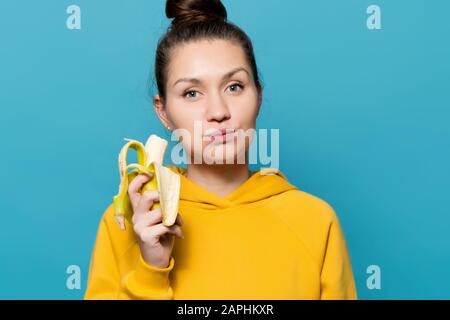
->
<box><xmin>270</xmin><ymin>188</ymin><xmax>339</xmax><ymax>226</ymax></box>
<box><xmin>95</xmin><ymin>202</ymin><xmax>137</xmax><ymax>251</ymax></box>
<box><xmin>267</xmin><ymin>188</ymin><xmax>341</xmax><ymax>264</ymax></box>
<box><xmin>98</xmin><ymin>202</ymin><xmax>122</xmax><ymax>231</ymax></box>
<box><xmin>260</xmin><ymin>168</ymin><xmax>338</xmax><ymax>223</ymax></box>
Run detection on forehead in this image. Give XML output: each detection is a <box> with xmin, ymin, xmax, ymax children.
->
<box><xmin>167</xmin><ymin>39</ymin><xmax>248</xmax><ymax>84</ymax></box>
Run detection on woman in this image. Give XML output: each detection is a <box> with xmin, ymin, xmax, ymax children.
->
<box><xmin>84</xmin><ymin>0</ymin><xmax>357</xmax><ymax>300</ymax></box>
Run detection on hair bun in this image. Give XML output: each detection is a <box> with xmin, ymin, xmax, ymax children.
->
<box><xmin>166</xmin><ymin>0</ymin><xmax>227</xmax><ymax>27</ymax></box>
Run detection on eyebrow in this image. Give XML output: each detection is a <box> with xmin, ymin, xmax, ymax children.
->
<box><xmin>172</xmin><ymin>67</ymin><xmax>250</xmax><ymax>87</ymax></box>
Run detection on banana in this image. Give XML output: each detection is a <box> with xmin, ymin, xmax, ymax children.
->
<box><xmin>112</xmin><ymin>134</ymin><xmax>180</xmax><ymax>231</ymax></box>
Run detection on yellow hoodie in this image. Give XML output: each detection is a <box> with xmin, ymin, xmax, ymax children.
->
<box><xmin>84</xmin><ymin>166</ymin><xmax>357</xmax><ymax>300</ymax></box>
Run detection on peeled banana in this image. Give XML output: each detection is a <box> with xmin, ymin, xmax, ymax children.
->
<box><xmin>112</xmin><ymin>134</ymin><xmax>181</xmax><ymax>231</ymax></box>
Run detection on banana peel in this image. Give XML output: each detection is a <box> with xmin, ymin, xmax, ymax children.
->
<box><xmin>112</xmin><ymin>134</ymin><xmax>180</xmax><ymax>231</ymax></box>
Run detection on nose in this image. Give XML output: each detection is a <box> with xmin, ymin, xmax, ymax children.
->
<box><xmin>205</xmin><ymin>92</ymin><xmax>231</xmax><ymax>123</ymax></box>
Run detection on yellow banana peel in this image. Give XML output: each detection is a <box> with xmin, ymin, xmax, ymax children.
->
<box><xmin>112</xmin><ymin>134</ymin><xmax>180</xmax><ymax>231</ymax></box>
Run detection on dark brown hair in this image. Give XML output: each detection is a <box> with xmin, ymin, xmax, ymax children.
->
<box><xmin>154</xmin><ymin>0</ymin><xmax>262</xmax><ymax>101</ymax></box>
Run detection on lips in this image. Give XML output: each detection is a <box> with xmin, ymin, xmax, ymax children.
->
<box><xmin>204</xmin><ymin>128</ymin><xmax>236</xmax><ymax>143</ymax></box>
<box><xmin>204</xmin><ymin>128</ymin><xmax>236</xmax><ymax>137</ymax></box>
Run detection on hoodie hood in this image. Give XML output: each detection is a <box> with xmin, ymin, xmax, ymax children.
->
<box><xmin>167</xmin><ymin>165</ymin><xmax>298</xmax><ymax>210</ymax></box>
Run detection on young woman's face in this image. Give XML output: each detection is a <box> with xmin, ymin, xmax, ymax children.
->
<box><xmin>154</xmin><ymin>39</ymin><xmax>262</xmax><ymax>165</ymax></box>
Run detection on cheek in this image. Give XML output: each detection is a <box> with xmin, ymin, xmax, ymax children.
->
<box><xmin>230</xmin><ymin>93</ymin><xmax>259</xmax><ymax>127</ymax></box>
<box><xmin>166</xmin><ymin>99</ymin><xmax>201</xmax><ymax>130</ymax></box>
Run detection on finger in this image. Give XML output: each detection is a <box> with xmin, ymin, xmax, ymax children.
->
<box><xmin>146</xmin><ymin>223</ymin><xmax>184</xmax><ymax>241</ymax></box>
<box><xmin>175</xmin><ymin>213</ymin><xmax>184</xmax><ymax>226</ymax></box>
<box><xmin>136</xmin><ymin>189</ymin><xmax>159</xmax><ymax>214</ymax></box>
<box><xmin>133</xmin><ymin>207</ymin><xmax>162</xmax><ymax>229</ymax></box>
<box><xmin>128</xmin><ymin>174</ymin><xmax>152</xmax><ymax>207</ymax></box>
<box><xmin>167</xmin><ymin>224</ymin><xmax>184</xmax><ymax>239</ymax></box>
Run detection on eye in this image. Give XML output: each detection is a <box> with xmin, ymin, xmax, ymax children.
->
<box><xmin>183</xmin><ymin>90</ymin><xmax>200</xmax><ymax>99</ymax></box>
<box><xmin>227</xmin><ymin>83</ymin><xmax>244</xmax><ymax>93</ymax></box>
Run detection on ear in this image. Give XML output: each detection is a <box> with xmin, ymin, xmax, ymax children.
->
<box><xmin>153</xmin><ymin>94</ymin><xmax>172</xmax><ymax>129</ymax></box>
<box><xmin>256</xmin><ymin>84</ymin><xmax>262</xmax><ymax>116</ymax></box>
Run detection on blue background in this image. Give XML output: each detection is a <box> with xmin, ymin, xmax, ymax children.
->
<box><xmin>1</xmin><ymin>0</ymin><xmax>449</xmax><ymax>299</ymax></box>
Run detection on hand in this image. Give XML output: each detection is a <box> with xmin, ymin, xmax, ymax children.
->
<box><xmin>127</xmin><ymin>174</ymin><xmax>184</xmax><ymax>268</ymax></box>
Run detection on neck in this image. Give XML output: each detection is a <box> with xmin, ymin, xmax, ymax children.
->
<box><xmin>185</xmin><ymin>163</ymin><xmax>251</xmax><ymax>198</ymax></box>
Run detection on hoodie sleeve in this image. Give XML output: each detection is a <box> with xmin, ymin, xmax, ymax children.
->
<box><xmin>119</xmin><ymin>254</ymin><xmax>175</xmax><ymax>299</ymax></box>
<box><xmin>84</xmin><ymin>212</ymin><xmax>175</xmax><ymax>300</ymax></box>
<box><xmin>320</xmin><ymin>207</ymin><xmax>357</xmax><ymax>300</ymax></box>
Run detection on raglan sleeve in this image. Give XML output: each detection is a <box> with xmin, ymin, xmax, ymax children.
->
<box><xmin>320</xmin><ymin>205</ymin><xmax>357</xmax><ymax>300</ymax></box>
<box><xmin>84</xmin><ymin>205</ymin><xmax>175</xmax><ymax>300</ymax></box>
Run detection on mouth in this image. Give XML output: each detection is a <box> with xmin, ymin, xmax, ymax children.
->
<box><xmin>204</xmin><ymin>128</ymin><xmax>236</xmax><ymax>143</ymax></box>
